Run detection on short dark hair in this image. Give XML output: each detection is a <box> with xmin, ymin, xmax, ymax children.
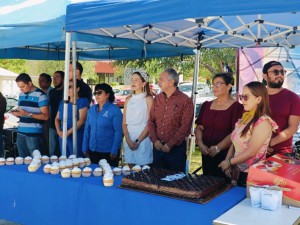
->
<box><xmin>70</xmin><ymin>61</ymin><xmax>83</xmax><ymax>75</ymax></box>
<box><xmin>76</xmin><ymin>79</ymin><xmax>86</xmax><ymax>98</ymax></box>
<box><xmin>94</xmin><ymin>83</ymin><xmax>115</xmax><ymax>103</ymax></box>
<box><xmin>16</xmin><ymin>73</ymin><xmax>32</xmax><ymax>84</ymax></box>
<box><xmin>213</xmin><ymin>73</ymin><xmax>234</xmax><ymax>94</ymax></box>
<box><xmin>54</xmin><ymin>70</ymin><xmax>65</xmax><ymax>79</ymax></box>
<box><xmin>39</xmin><ymin>73</ymin><xmax>52</xmax><ymax>85</ymax></box>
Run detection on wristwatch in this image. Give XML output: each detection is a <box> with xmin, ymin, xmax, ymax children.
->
<box><xmin>29</xmin><ymin>113</ymin><xmax>33</xmax><ymax>118</ymax></box>
<box><xmin>135</xmin><ymin>139</ymin><xmax>140</xmax><ymax>145</ymax></box>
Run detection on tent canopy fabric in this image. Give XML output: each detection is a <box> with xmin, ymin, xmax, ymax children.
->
<box><xmin>0</xmin><ymin>0</ymin><xmax>109</xmax><ymax>60</ymax></box>
<box><xmin>1</xmin><ymin>0</ymin><xmax>300</xmax><ymax>60</ymax></box>
<box><xmin>0</xmin><ymin>0</ymin><xmax>68</xmax><ymax>49</ymax></box>
<box><xmin>66</xmin><ymin>0</ymin><xmax>300</xmax><ymax>30</ymax></box>
<box><xmin>65</xmin><ymin>0</ymin><xmax>300</xmax><ymax>54</ymax></box>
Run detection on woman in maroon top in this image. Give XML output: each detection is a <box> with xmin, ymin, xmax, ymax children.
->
<box><xmin>195</xmin><ymin>73</ymin><xmax>243</xmax><ymax>180</ymax></box>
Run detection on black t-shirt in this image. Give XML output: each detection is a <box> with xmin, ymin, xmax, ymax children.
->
<box><xmin>49</xmin><ymin>88</ymin><xmax>64</xmax><ymax>129</ymax></box>
<box><xmin>78</xmin><ymin>80</ymin><xmax>92</xmax><ymax>103</ymax></box>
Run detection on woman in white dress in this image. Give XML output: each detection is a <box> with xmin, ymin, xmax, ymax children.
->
<box><xmin>123</xmin><ymin>70</ymin><xmax>153</xmax><ymax>166</ymax></box>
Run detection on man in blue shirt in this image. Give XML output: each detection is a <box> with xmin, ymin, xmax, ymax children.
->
<box><xmin>11</xmin><ymin>73</ymin><xmax>49</xmax><ymax>157</ymax></box>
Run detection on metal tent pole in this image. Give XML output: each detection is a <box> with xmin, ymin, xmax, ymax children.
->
<box><xmin>62</xmin><ymin>32</ymin><xmax>71</xmax><ymax>156</ymax></box>
<box><xmin>187</xmin><ymin>45</ymin><xmax>201</xmax><ymax>173</ymax></box>
<box><xmin>72</xmin><ymin>42</ymin><xmax>78</xmax><ymax>156</ymax></box>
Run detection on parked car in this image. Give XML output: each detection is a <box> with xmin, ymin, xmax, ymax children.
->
<box><xmin>113</xmin><ymin>88</ymin><xmax>121</xmax><ymax>94</ymax></box>
<box><xmin>231</xmin><ymin>86</ymin><xmax>237</xmax><ymax>99</ymax></box>
<box><xmin>179</xmin><ymin>82</ymin><xmax>210</xmax><ymax>97</ymax></box>
<box><xmin>5</xmin><ymin>95</ymin><xmax>18</xmax><ymax>112</ymax></box>
<box><xmin>4</xmin><ymin>96</ymin><xmax>19</xmax><ymax>129</ymax></box>
<box><xmin>195</xmin><ymin>95</ymin><xmax>215</xmax><ymax>117</ymax></box>
<box><xmin>4</xmin><ymin>112</ymin><xmax>19</xmax><ymax>129</ymax></box>
<box><xmin>114</xmin><ymin>88</ymin><xmax>131</xmax><ymax>108</ymax></box>
<box><xmin>149</xmin><ymin>84</ymin><xmax>160</xmax><ymax>96</ymax></box>
<box><xmin>197</xmin><ymin>83</ymin><xmax>211</xmax><ymax>95</ymax></box>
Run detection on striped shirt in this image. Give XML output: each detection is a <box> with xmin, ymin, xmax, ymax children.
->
<box><xmin>18</xmin><ymin>88</ymin><xmax>48</xmax><ymax>136</ymax></box>
<box><xmin>148</xmin><ymin>89</ymin><xmax>194</xmax><ymax>148</ymax></box>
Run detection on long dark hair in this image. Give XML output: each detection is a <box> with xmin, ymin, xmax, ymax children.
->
<box><xmin>241</xmin><ymin>81</ymin><xmax>271</xmax><ymax>137</ymax></box>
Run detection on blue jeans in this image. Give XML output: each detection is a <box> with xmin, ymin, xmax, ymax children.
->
<box><xmin>49</xmin><ymin>128</ymin><xmax>60</xmax><ymax>156</ymax></box>
<box><xmin>17</xmin><ymin>133</ymin><xmax>42</xmax><ymax>157</ymax></box>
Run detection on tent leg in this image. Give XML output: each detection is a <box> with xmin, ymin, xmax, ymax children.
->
<box><xmin>62</xmin><ymin>32</ymin><xmax>71</xmax><ymax>156</ymax></box>
<box><xmin>72</xmin><ymin>42</ymin><xmax>78</xmax><ymax>157</ymax></box>
<box><xmin>187</xmin><ymin>46</ymin><xmax>201</xmax><ymax>172</ymax></box>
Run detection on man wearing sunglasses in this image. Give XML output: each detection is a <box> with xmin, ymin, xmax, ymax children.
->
<box><xmin>262</xmin><ymin>61</ymin><xmax>300</xmax><ymax>157</ymax></box>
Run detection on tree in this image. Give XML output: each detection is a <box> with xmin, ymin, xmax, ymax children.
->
<box><xmin>113</xmin><ymin>48</ymin><xmax>236</xmax><ymax>83</ymax></box>
<box><xmin>26</xmin><ymin>60</ymin><xmax>98</xmax><ymax>80</ymax></box>
<box><xmin>0</xmin><ymin>59</ymin><xmax>28</xmax><ymax>73</ymax></box>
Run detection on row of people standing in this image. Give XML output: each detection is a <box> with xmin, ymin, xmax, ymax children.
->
<box><xmin>11</xmin><ymin>62</ymin><xmax>93</xmax><ymax>159</ymax></box>
<box><xmin>196</xmin><ymin>61</ymin><xmax>300</xmax><ymax>187</ymax></box>
<box><xmin>82</xmin><ymin>68</ymin><xmax>194</xmax><ymax>172</ymax></box>
<box><xmin>10</xmin><ymin>60</ymin><xmax>300</xmax><ymax>187</ymax></box>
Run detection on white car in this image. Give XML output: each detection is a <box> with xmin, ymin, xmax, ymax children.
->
<box><xmin>179</xmin><ymin>82</ymin><xmax>210</xmax><ymax>97</ymax></box>
<box><xmin>4</xmin><ymin>96</ymin><xmax>19</xmax><ymax>129</ymax></box>
<box><xmin>195</xmin><ymin>95</ymin><xmax>215</xmax><ymax>117</ymax></box>
<box><xmin>4</xmin><ymin>112</ymin><xmax>19</xmax><ymax>129</ymax></box>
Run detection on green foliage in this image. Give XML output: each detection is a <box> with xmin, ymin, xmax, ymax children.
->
<box><xmin>26</xmin><ymin>60</ymin><xmax>64</xmax><ymax>76</ymax></box>
<box><xmin>113</xmin><ymin>48</ymin><xmax>236</xmax><ymax>83</ymax></box>
<box><xmin>110</xmin><ymin>82</ymin><xmax>119</xmax><ymax>87</ymax></box>
<box><xmin>1</xmin><ymin>48</ymin><xmax>236</xmax><ymax>84</ymax></box>
<box><xmin>80</xmin><ymin>61</ymin><xmax>97</xmax><ymax>79</ymax></box>
<box><xmin>25</xmin><ymin>60</ymin><xmax>98</xmax><ymax>80</ymax></box>
<box><xmin>0</xmin><ymin>59</ymin><xmax>28</xmax><ymax>73</ymax></box>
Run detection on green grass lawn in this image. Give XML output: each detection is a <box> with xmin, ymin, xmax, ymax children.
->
<box><xmin>188</xmin><ymin>146</ymin><xmax>203</xmax><ymax>174</ymax></box>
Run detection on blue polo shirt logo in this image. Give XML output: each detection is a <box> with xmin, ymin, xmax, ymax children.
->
<box><xmin>103</xmin><ymin>111</ymin><xmax>109</xmax><ymax>117</ymax></box>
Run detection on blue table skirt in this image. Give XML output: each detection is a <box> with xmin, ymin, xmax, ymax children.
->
<box><xmin>0</xmin><ymin>164</ymin><xmax>246</xmax><ymax>225</ymax></box>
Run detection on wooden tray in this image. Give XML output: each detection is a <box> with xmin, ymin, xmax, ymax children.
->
<box><xmin>119</xmin><ymin>184</ymin><xmax>232</xmax><ymax>204</ymax></box>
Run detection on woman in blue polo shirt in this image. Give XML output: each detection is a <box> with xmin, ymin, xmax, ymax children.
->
<box><xmin>82</xmin><ymin>83</ymin><xmax>123</xmax><ymax>166</ymax></box>
<box><xmin>55</xmin><ymin>79</ymin><xmax>89</xmax><ymax>157</ymax></box>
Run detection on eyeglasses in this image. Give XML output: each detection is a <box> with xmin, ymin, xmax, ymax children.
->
<box><xmin>93</xmin><ymin>90</ymin><xmax>104</xmax><ymax>96</ymax></box>
<box><xmin>211</xmin><ymin>82</ymin><xmax>225</xmax><ymax>88</ymax></box>
<box><xmin>267</xmin><ymin>69</ymin><xmax>286</xmax><ymax>76</ymax></box>
<box><xmin>239</xmin><ymin>94</ymin><xmax>250</xmax><ymax>101</ymax></box>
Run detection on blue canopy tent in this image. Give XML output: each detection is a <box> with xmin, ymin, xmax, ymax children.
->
<box><xmin>0</xmin><ymin>0</ymin><xmax>194</xmax><ymax>60</ymax></box>
<box><xmin>2</xmin><ymin>0</ymin><xmax>300</xmax><ymax>156</ymax></box>
<box><xmin>65</xmin><ymin>0</ymin><xmax>300</xmax><ymax>158</ymax></box>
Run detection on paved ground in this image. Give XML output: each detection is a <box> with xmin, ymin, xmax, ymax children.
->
<box><xmin>0</xmin><ymin>220</ymin><xmax>20</xmax><ymax>225</ymax></box>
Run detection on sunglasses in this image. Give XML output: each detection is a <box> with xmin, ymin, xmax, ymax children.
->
<box><xmin>211</xmin><ymin>82</ymin><xmax>225</xmax><ymax>88</ymax></box>
<box><xmin>239</xmin><ymin>94</ymin><xmax>250</xmax><ymax>101</ymax></box>
<box><xmin>93</xmin><ymin>90</ymin><xmax>104</xmax><ymax>96</ymax></box>
<box><xmin>267</xmin><ymin>69</ymin><xmax>286</xmax><ymax>76</ymax></box>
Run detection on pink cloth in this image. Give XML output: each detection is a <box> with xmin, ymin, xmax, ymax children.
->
<box><xmin>232</xmin><ymin>115</ymin><xmax>278</xmax><ymax>171</ymax></box>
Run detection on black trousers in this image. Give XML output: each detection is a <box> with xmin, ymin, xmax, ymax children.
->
<box><xmin>237</xmin><ymin>171</ymin><xmax>248</xmax><ymax>187</ymax></box>
<box><xmin>153</xmin><ymin>141</ymin><xmax>187</xmax><ymax>173</ymax></box>
<box><xmin>88</xmin><ymin>150</ymin><xmax>120</xmax><ymax>167</ymax></box>
<box><xmin>202</xmin><ymin>149</ymin><xmax>230</xmax><ymax>181</ymax></box>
